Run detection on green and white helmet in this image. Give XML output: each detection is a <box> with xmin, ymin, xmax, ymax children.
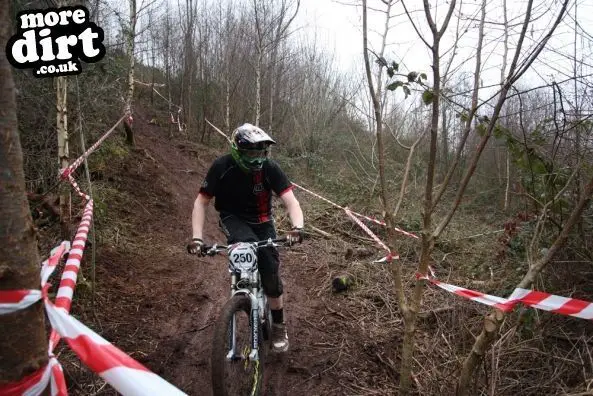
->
<box><xmin>230</xmin><ymin>123</ymin><xmax>276</xmax><ymax>171</ymax></box>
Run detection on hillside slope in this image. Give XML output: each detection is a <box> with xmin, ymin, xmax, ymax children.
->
<box><xmin>55</xmin><ymin>110</ymin><xmax>593</xmax><ymax>396</ymax></box>
<box><xmin>64</xmin><ymin>112</ymin><xmax>395</xmax><ymax>396</ymax></box>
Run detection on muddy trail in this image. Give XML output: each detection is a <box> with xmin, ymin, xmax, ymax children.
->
<box><xmin>62</xmin><ymin>114</ymin><xmax>400</xmax><ymax>396</ymax></box>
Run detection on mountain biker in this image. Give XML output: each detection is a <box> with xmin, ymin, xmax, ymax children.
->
<box><xmin>187</xmin><ymin>123</ymin><xmax>304</xmax><ymax>353</ymax></box>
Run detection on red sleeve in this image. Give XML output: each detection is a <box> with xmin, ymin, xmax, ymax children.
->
<box><xmin>278</xmin><ymin>184</ymin><xmax>294</xmax><ymax>197</ymax></box>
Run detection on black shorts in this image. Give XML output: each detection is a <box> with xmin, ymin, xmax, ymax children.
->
<box><xmin>219</xmin><ymin>213</ymin><xmax>283</xmax><ymax>298</ymax></box>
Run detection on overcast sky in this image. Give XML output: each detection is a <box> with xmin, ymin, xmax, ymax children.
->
<box><xmin>296</xmin><ymin>0</ymin><xmax>362</xmax><ymax>69</ymax></box>
<box><xmin>295</xmin><ymin>0</ymin><xmax>592</xmax><ymax>102</ymax></box>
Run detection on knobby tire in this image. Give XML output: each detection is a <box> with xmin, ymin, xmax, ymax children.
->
<box><xmin>211</xmin><ymin>295</ymin><xmax>264</xmax><ymax>396</ymax></box>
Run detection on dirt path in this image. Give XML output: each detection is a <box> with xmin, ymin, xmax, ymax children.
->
<box><xmin>61</xmin><ymin>112</ymin><xmax>593</xmax><ymax>396</ymax></box>
<box><xmin>67</xmin><ymin>117</ymin><xmax>379</xmax><ymax>396</ymax></box>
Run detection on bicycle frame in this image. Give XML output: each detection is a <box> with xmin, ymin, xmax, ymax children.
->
<box><xmin>203</xmin><ymin>237</ymin><xmax>287</xmax><ymax>364</ymax></box>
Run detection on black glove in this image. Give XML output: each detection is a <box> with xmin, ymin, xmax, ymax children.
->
<box><xmin>187</xmin><ymin>238</ymin><xmax>205</xmax><ymax>255</ymax></box>
<box><xmin>287</xmin><ymin>227</ymin><xmax>304</xmax><ymax>245</ymax></box>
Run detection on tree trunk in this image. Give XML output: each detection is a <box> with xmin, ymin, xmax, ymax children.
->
<box><xmin>225</xmin><ymin>70</ymin><xmax>231</xmax><ymax>134</ymax></box>
<box><xmin>255</xmin><ymin>47</ymin><xmax>262</xmax><ymax>127</ymax></box>
<box><xmin>0</xmin><ymin>6</ymin><xmax>48</xmax><ymax>384</ymax></box>
<box><xmin>124</xmin><ymin>0</ymin><xmax>137</xmax><ymax>146</ymax></box>
<box><xmin>502</xmin><ymin>0</ymin><xmax>510</xmax><ymax>213</ymax></box>
<box><xmin>440</xmin><ymin>99</ymin><xmax>449</xmax><ymax>182</ymax></box>
<box><xmin>504</xmin><ymin>150</ymin><xmax>511</xmax><ymax>211</ymax></box>
<box><xmin>56</xmin><ymin>76</ymin><xmax>71</xmax><ymax>239</ymax></box>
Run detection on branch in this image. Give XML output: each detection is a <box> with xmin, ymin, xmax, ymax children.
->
<box><xmin>432</xmin><ymin>0</ymin><xmax>571</xmax><ymax>239</ymax></box>
<box><xmin>438</xmin><ymin>0</ymin><xmax>458</xmax><ymax>37</ymax></box>
<box><xmin>393</xmin><ymin>129</ymin><xmax>427</xmax><ymax>219</ymax></box>
<box><xmin>509</xmin><ymin>0</ymin><xmax>569</xmax><ymax>85</ymax></box>
<box><xmin>205</xmin><ymin>119</ymin><xmax>231</xmax><ymax>143</ymax></box>
<box><xmin>432</xmin><ymin>0</ymin><xmax>485</xmax><ymax>210</ymax></box>
<box><xmin>401</xmin><ymin>0</ymin><xmax>432</xmax><ymax>49</ymax></box>
<box><xmin>422</xmin><ymin>0</ymin><xmax>437</xmax><ymax>34</ymax></box>
<box><xmin>458</xmin><ymin>171</ymin><xmax>593</xmax><ymax>396</ymax></box>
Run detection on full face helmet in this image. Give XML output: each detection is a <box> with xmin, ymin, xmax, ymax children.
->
<box><xmin>230</xmin><ymin>123</ymin><xmax>276</xmax><ymax>171</ymax></box>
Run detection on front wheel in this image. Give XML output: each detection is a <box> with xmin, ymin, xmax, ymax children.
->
<box><xmin>211</xmin><ymin>295</ymin><xmax>264</xmax><ymax>396</ymax></box>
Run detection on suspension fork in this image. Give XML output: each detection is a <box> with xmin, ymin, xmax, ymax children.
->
<box><xmin>227</xmin><ymin>286</ymin><xmax>260</xmax><ymax>361</ymax></box>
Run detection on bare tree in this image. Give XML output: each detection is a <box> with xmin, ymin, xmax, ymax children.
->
<box><xmin>124</xmin><ymin>0</ymin><xmax>137</xmax><ymax>145</ymax></box>
<box><xmin>56</xmin><ymin>74</ymin><xmax>71</xmax><ymax>238</ymax></box>
<box><xmin>457</xmin><ymin>170</ymin><xmax>593</xmax><ymax>395</ymax></box>
<box><xmin>0</xmin><ymin>4</ymin><xmax>48</xmax><ymax>386</ymax></box>
<box><xmin>251</xmin><ymin>0</ymin><xmax>299</xmax><ymax>127</ymax></box>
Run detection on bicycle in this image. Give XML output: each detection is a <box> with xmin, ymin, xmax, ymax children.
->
<box><xmin>200</xmin><ymin>236</ymin><xmax>292</xmax><ymax>396</ymax></box>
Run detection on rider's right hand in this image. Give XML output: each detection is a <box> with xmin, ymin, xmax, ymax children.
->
<box><xmin>287</xmin><ymin>227</ymin><xmax>304</xmax><ymax>246</ymax></box>
<box><xmin>187</xmin><ymin>238</ymin><xmax>206</xmax><ymax>256</ymax></box>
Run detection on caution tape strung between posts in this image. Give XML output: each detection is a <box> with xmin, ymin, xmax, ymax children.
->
<box><xmin>61</xmin><ymin>115</ymin><xmax>126</xmax><ymax>179</ymax></box>
<box><xmin>344</xmin><ymin>208</ymin><xmax>398</xmax><ymax>262</ymax></box>
<box><xmin>292</xmin><ymin>182</ymin><xmax>419</xmax><ymax>239</ymax></box>
<box><xmin>0</xmin><ymin>243</ymin><xmax>69</xmax><ymax>315</ymax></box>
<box><xmin>133</xmin><ymin>78</ymin><xmax>185</xmax><ymax>132</ymax></box>
<box><xmin>0</xmin><ymin>238</ymin><xmax>187</xmax><ymax>396</ymax></box>
<box><xmin>45</xmin><ymin>299</ymin><xmax>186</xmax><ymax>395</ymax></box>
<box><xmin>48</xmin><ymin>199</ymin><xmax>93</xmax><ymax>353</ymax></box>
<box><xmin>292</xmin><ymin>181</ymin><xmax>593</xmax><ymax>321</ymax></box>
<box><xmin>0</xmin><ymin>117</ymin><xmax>187</xmax><ymax>396</ymax></box>
<box><xmin>291</xmin><ymin>182</ymin><xmax>410</xmax><ymax>262</ymax></box>
<box><xmin>417</xmin><ymin>270</ymin><xmax>593</xmax><ymax>320</ymax></box>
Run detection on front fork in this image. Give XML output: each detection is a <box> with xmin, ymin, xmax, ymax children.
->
<box><xmin>226</xmin><ymin>274</ymin><xmax>260</xmax><ymax>362</ymax></box>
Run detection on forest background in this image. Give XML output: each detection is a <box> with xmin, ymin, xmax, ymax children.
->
<box><xmin>1</xmin><ymin>0</ymin><xmax>593</xmax><ymax>394</ymax></box>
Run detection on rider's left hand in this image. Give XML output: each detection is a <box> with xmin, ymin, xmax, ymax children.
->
<box><xmin>287</xmin><ymin>227</ymin><xmax>304</xmax><ymax>245</ymax></box>
<box><xmin>187</xmin><ymin>238</ymin><xmax>206</xmax><ymax>255</ymax></box>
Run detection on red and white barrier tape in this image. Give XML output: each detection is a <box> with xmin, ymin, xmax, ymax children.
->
<box><xmin>66</xmin><ymin>174</ymin><xmax>89</xmax><ymax>200</ymax></box>
<box><xmin>49</xmin><ymin>199</ymin><xmax>93</xmax><ymax>353</ymax></box>
<box><xmin>0</xmin><ymin>241</ymin><xmax>70</xmax><ymax>396</ymax></box>
<box><xmin>1</xmin><ymin>221</ymin><xmax>187</xmax><ymax>395</ymax></box>
<box><xmin>344</xmin><ymin>208</ymin><xmax>399</xmax><ymax>262</ymax></box>
<box><xmin>1</xmin><ymin>117</ymin><xmax>188</xmax><ymax>395</ymax></box>
<box><xmin>45</xmin><ymin>301</ymin><xmax>187</xmax><ymax>395</ymax></box>
<box><xmin>292</xmin><ymin>182</ymin><xmax>419</xmax><ymax>239</ymax></box>
<box><xmin>417</xmin><ymin>271</ymin><xmax>593</xmax><ymax>320</ymax></box>
<box><xmin>504</xmin><ymin>288</ymin><xmax>593</xmax><ymax>319</ymax></box>
<box><xmin>0</xmin><ymin>289</ymin><xmax>42</xmax><ymax>315</ymax></box>
<box><xmin>0</xmin><ymin>243</ymin><xmax>70</xmax><ymax>315</ymax></box>
<box><xmin>0</xmin><ymin>358</ymin><xmax>64</xmax><ymax>396</ymax></box>
<box><xmin>61</xmin><ymin>115</ymin><xmax>126</xmax><ymax>179</ymax></box>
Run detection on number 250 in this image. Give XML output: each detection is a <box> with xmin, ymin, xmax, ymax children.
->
<box><xmin>234</xmin><ymin>253</ymin><xmax>252</xmax><ymax>263</ymax></box>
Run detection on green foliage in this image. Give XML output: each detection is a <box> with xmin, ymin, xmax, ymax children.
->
<box><xmin>493</xmin><ymin>123</ymin><xmax>509</xmax><ymax>139</ymax></box>
<box><xmin>508</xmin><ymin>236</ymin><xmax>525</xmax><ymax>259</ymax></box>
<box><xmin>386</xmin><ymin>81</ymin><xmax>404</xmax><ymax>91</ymax></box>
<box><xmin>383</xmin><ymin>57</ymin><xmax>427</xmax><ymax>101</ymax></box>
<box><xmin>422</xmin><ymin>90</ymin><xmax>434</xmax><ymax>105</ymax></box>
<box><xmin>386</xmin><ymin>61</ymin><xmax>399</xmax><ymax>78</ymax></box>
<box><xmin>402</xmin><ymin>85</ymin><xmax>411</xmax><ymax>98</ymax></box>
<box><xmin>476</xmin><ymin>123</ymin><xmax>487</xmax><ymax>137</ymax></box>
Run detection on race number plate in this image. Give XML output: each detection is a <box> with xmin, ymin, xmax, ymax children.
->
<box><xmin>229</xmin><ymin>244</ymin><xmax>256</xmax><ymax>270</ymax></box>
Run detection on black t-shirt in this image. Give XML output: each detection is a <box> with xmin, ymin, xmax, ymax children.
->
<box><xmin>199</xmin><ymin>154</ymin><xmax>293</xmax><ymax>223</ymax></box>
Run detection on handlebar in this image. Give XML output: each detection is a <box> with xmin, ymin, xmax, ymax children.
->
<box><xmin>201</xmin><ymin>236</ymin><xmax>291</xmax><ymax>256</ymax></box>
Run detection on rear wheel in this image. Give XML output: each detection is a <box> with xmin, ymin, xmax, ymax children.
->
<box><xmin>211</xmin><ymin>295</ymin><xmax>264</xmax><ymax>396</ymax></box>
